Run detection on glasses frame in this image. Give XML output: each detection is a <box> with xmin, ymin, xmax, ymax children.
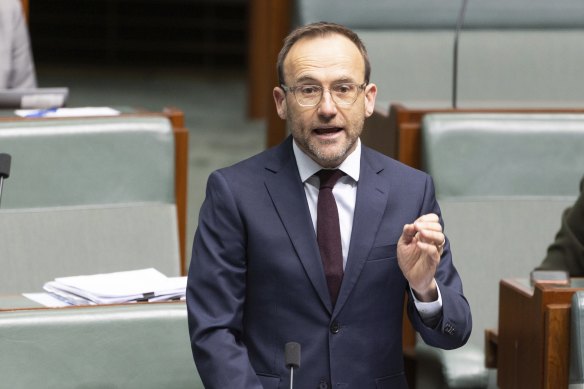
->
<box><xmin>280</xmin><ymin>82</ymin><xmax>367</xmax><ymax>107</ymax></box>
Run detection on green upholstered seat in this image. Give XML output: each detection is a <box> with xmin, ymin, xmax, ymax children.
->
<box><xmin>0</xmin><ymin>302</ymin><xmax>203</xmax><ymax>389</ymax></box>
<box><xmin>417</xmin><ymin>112</ymin><xmax>583</xmax><ymax>388</ymax></box>
<box><xmin>0</xmin><ymin>204</ymin><xmax>180</xmax><ymax>293</ymax></box>
<box><xmin>0</xmin><ymin>116</ymin><xmax>175</xmax><ymax>209</ymax></box>
<box><xmin>293</xmin><ymin>0</ymin><xmax>584</xmax><ymax>107</ymax></box>
<box><xmin>421</xmin><ymin>113</ymin><xmax>584</xmax><ymax>199</ymax></box>
<box><xmin>0</xmin><ymin>116</ymin><xmax>182</xmax><ymax>293</ymax></box>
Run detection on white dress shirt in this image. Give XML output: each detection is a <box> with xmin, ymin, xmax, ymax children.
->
<box><xmin>292</xmin><ymin>138</ymin><xmax>442</xmax><ymax>323</ymax></box>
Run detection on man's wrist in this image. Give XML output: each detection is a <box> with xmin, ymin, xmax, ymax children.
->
<box><xmin>412</xmin><ymin>279</ymin><xmax>438</xmax><ymax>302</ymax></box>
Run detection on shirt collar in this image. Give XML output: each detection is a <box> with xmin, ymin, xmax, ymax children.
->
<box><xmin>293</xmin><ymin>138</ymin><xmax>361</xmax><ymax>183</ymax></box>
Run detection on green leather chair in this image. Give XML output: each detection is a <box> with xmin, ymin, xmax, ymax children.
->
<box><xmin>294</xmin><ymin>0</ymin><xmax>584</xmax><ymax>107</ymax></box>
<box><xmin>417</xmin><ymin>113</ymin><xmax>584</xmax><ymax>388</ymax></box>
<box><xmin>293</xmin><ymin>0</ymin><xmax>584</xmax><ymax>159</ymax></box>
<box><xmin>0</xmin><ymin>301</ymin><xmax>203</xmax><ymax>388</ymax></box>
<box><xmin>0</xmin><ymin>116</ymin><xmax>184</xmax><ymax>293</ymax></box>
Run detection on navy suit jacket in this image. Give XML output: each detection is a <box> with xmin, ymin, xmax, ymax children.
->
<box><xmin>187</xmin><ymin>137</ymin><xmax>471</xmax><ymax>389</ymax></box>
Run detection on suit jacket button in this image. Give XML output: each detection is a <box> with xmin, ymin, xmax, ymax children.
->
<box><xmin>330</xmin><ymin>321</ymin><xmax>340</xmax><ymax>334</ymax></box>
<box><xmin>319</xmin><ymin>379</ymin><xmax>329</xmax><ymax>389</ymax></box>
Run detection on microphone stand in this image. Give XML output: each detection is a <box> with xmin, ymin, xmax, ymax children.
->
<box><xmin>0</xmin><ymin>176</ymin><xmax>5</xmax><ymax>208</ymax></box>
<box><xmin>0</xmin><ymin>153</ymin><xmax>12</xmax><ymax>208</ymax></box>
<box><xmin>289</xmin><ymin>364</ymin><xmax>295</xmax><ymax>389</ymax></box>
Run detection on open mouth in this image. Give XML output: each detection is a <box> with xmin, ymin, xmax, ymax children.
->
<box><xmin>314</xmin><ymin>127</ymin><xmax>342</xmax><ymax>135</ymax></box>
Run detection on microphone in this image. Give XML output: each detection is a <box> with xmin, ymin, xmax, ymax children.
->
<box><xmin>285</xmin><ymin>342</ymin><xmax>301</xmax><ymax>389</ymax></box>
<box><xmin>452</xmin><ymin>0</ymin><xmax>469</xmax><ymax>109</ymax></box>
<box><xmin>0</xmin><ymin>153</ymin><xmax>11</xmax><ymax>208</ymax></box>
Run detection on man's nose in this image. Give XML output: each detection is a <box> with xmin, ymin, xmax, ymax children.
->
<box><xmin>317</xmin><ymin>89</ymin><xmax>337</xmax><ymax>117</ymax></box>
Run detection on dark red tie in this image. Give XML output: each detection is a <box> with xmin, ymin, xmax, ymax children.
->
<box><xmin>316</xmin><ymin>169</ymin><xmax>345</xmax><ymax>306</ymax></box>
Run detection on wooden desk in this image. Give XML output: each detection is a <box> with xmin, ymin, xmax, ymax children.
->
<box><xmin>496</xmin><ymin>278</ymin><xmax>584</xmax><ymax>389</ymax></box>
<box><xmin>0</xmin><ymin>107</ymin><xmax>189</xmax><ymax>275</ymax></box>
<box><xmin>388</xmin><ymin>103</ymin><xmax>584</xmax><ymax>169</ymax></box>
<box><xmin>0</xmin><ymin>293</ymin><xmax>185</xmax><ymax>313</ymax></box>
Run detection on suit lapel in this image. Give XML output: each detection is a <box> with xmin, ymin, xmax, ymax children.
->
<box><xmin>264</xmin><ymin>138</ymin><xmax>333</xmax><ymax>313</ymax></box>
<box><xmin>334</xmin><ymin>148</ymin><xmax>389</xmax><ymax>314</ymax></box>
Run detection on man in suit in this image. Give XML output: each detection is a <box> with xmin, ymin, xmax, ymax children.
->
<box><xmin>187</xmin><ymin>22</ymin><xmax>471</xmax><ymax>388</ymax></box>
<box><xmin>0</xmin><ymin>0</ymin><xmax>37</xmax><ymax>89</ymax></box>
<box><xmin>536</xmin><ymin>176</ymin><xmax>584</xmax><ymax>276</ymax></box>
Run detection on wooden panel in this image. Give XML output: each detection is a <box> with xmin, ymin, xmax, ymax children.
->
<box><xmin>162</xmin><ymin>107</ymin><xmax>189</xmax><ymax>276</ymax></box>
<box><xmin>361</xmin><ymin>106</ymin><xmax>395</xmax><ymax>157</ymax></box>
<box><xmin>498</xmin><ymin>279</ymin><xmax>538</xmax><ymax>389</ymax></box>
<box><xmin>543</xmin><ymin>304</ymin><xmax>571</xmax><ymax>389</ymax></box>
<box><xmin>248</xmin><ymin>0</ymin><xmax>292</xmax><ymax>145</ymax></box>
<box><xmin>264</xmin><ymin>0</ymin><xmax>292</xmax><ymax>147</ymax></box>
<box><xmin>247</xmin><ymin>0</ymin><xmax>270</xmax><ymax>119</ymax></box>
<box><xmin>497</xmin><ymin>278</ymin><xmax>582</xmax><ymax>389</ymax></box>
<box><xmin>485</xmin><ymin>328</ymin><xmax>498</xmax><ymax>369</ymax></box>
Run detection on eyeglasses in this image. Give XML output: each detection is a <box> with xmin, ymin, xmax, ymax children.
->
<box><xmin>280</xmin><ymin>83</ymin><xmax>367</xmax><ymax>107</ymax></box>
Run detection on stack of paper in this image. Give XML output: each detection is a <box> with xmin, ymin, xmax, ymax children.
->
<box><xmin>43</xmin><ymin>268</ymin><xmax>187</xmax><ymax>306</ymax></box>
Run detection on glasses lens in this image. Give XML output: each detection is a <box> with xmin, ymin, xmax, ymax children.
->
<box><xmin>291</xmin><ymin>83</ymin><xmax>364</xmax><ymax>107</ymax></box>
<box><xmin>295</xmin><ymin>85</ymin><xmax>322</xmax><ymax>106</ymax></box>
<box><xmin>332</xmin><ymin>84</ymin><xmax>359</xmax><ymax>105</ymax></box>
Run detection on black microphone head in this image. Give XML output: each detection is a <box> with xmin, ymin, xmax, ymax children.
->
<box><xmin>285</xmin><ymin>342</ymin><xmax>301</xmax><ymax>369</ymax></box>
<box><xmin>0</xmin><ymin>153</ymin><xmax>11</xmax><ymax>179</ymax></box>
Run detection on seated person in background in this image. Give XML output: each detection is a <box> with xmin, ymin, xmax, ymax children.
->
<box><xmin>0</xmin><ymin>0</ymin><xmax>37</xmax><ymax>89</ymax></box>
<box><xmin>536</xmin><ymin>176</ymin><xmax>584</xmax><ymax>276</ymax></box>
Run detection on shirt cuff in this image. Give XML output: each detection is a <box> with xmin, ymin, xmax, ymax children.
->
<box><xmin>411</xmin><ymin>281</ymin><xmax>443</xmax><ymax>326</ymax></box>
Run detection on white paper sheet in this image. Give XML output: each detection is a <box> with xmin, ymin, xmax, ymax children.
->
<box><xmin>15</xmin><ymin>107</ymin><xmax>120</xmax><ymax>118</ymax></box>
<box><xmin>22</xmin><ymin>292</ymin><xmax>72</xmax><ymax>307</ymax></box>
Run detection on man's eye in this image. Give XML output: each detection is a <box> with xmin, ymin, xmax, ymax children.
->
<box><xmin>299</xmin><ymin>86</ymin><xmax>320</xmax><ymax>95</ymax></box>
<box><xmin>334</xmin><ymin>84</ymin><xmax>353</xmax><ymax>94</ymax></box>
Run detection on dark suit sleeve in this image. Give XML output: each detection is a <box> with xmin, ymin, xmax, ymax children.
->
<box><xmin>406</xmin><ymin>175</ymin><xmax>472</xmax><ymax>350</ymax></box>
<box><xmin>186</xmin><ymin>171</ymin><xmax>263</xmax><ymax>389</ymax></box>
<box><xmin>536</xmin><ymin>177</ymin><xmax>584</xmax><ymax>276</ymax></box>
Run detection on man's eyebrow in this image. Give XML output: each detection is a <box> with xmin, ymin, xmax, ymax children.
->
<box><xmin>295</xmin><ymin>76</ymin><xmax>319</xmax><ymax>84</ymax></box>
<box><xmin>294</xmin><ymin>76</ymin><xmax>358</xmax><ymax>85</ymax></box>
<box><xmin>332</xmin><ymin>77</ymin><xmax>357</xmax><ymax>84</ymax></box>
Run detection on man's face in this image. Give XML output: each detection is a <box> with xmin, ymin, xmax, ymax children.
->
<box><xmin>273</xmin><ymin>34</ymin><xmax>377</xmax><ymax>168</ymax></box>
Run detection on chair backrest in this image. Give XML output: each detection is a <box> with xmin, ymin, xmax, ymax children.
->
<box><xmin>0</xmin><ymin>302</ymin><xmax>203</xmax><ymax>389</ymax></box>
<box><xmin>293</xmin><ymin>0</ymin><xmax>584</xmax><ymax>106</ymax></box>
<box><xmin>0</xmin><ymin>204</ymin><xmax>180</xmax><ymax>293</ymax></box>
<box><xmin>571</xmin><ymin>291</ymin><xmax>584</xmax><ymax>387</ymax></box>
<box><xmin>421</xmin><ymin>113</ymin><xmax>584</xmax><ymax>199</ymax></box>
<box><xmin>0</xmin><ymin>115</ymin><xmax>183</xmax><ymax>293</ymax></box>
<box><xmin>0</xmin><ymin>116</ymin><xmax>175</xmax><ymax>208</ymax></box>
<box><xmin>440</xmin><ymin>198</ymin><xmax>574</xmax><ymax>348</ymax></box>
<box><xmin>421</xmin><ymin>112</ymin><xmax>584</xmax><ymax>347</ymax></box>
<box><xmin>418</xmin><ymin>112</ymin><xmax>582</xmax><ymax>387</ymax></box>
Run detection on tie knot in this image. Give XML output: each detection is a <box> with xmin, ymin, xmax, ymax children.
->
<box><xmin>317</xmin><ymin>169</ymin><xmax>344</xmax><ymax>190</ymax></box>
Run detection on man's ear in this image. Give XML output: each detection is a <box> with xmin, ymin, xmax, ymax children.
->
<box><xmin>364</xmin><ymin>83</ymin><xmax>377</xmax><ymax>118</ymax></box>
<box><xmin>273</xmin><ymin>86</ymin><xmax>288</xmax><ymax>119</ymax></box>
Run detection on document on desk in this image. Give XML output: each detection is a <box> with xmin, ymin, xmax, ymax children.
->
<box><xmin>43</xmin><ymin>268</ymin><xmax>187</xmax><ymax>305</ymax></box>
<box><xmin>23</xmin><ymin>292</ymin><xmax>72</xmax><ymax>308</ymax></box>
<box><xmin>14</xmin><ymin>107</ymin><xmax>121</xmax><ymax>118</ymax></box>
